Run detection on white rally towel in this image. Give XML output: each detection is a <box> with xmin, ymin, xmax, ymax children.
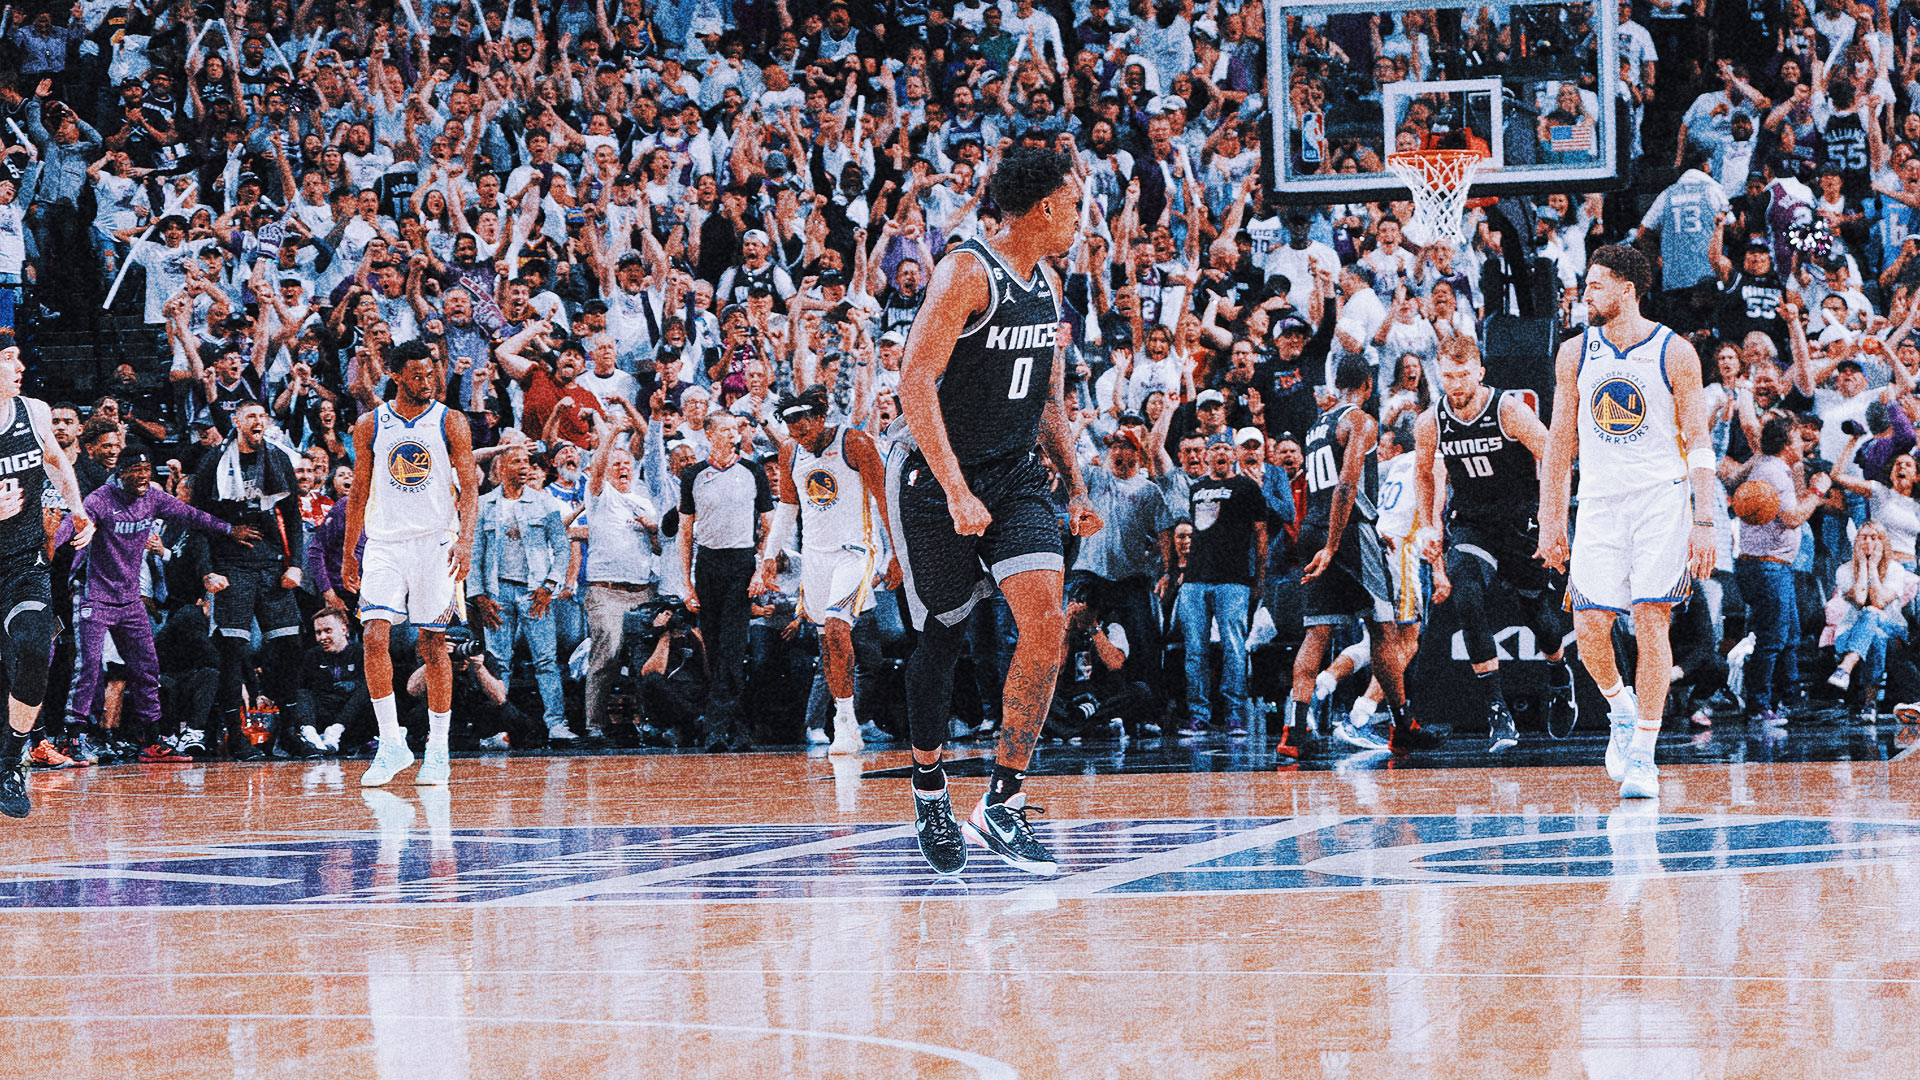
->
<box><xmin>214</xmin><ymin>436</ymin><xmax>295</xmax><ymax>509</ymax></box>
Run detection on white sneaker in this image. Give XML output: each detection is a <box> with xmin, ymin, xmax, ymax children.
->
<box><xmin>321</xmin><ymin>724</ymin><xmax>345</xmax><ymax>752</ymax></box>
<box><xmin>478</xmin><ymin>732</ymin><xmax>511</xmax><ymax>752</ymax></box>
<box><xmin>1604</xmin><ymin>709</ymin><xmax>1637</xmax><ymax>783</ymax></box>
<box><xmin>1618</xmin><ymin>749</ymin><xmax>1660</xmax><ymax>800</ymax></box>
<box><xmin>298</xmin><ymin>725</ymin><xmax>329</xmax><ymax>756</ymax></box>
<box><xmin>415</xmin><ymin>746</ymin><xmax>450</xmax><ymax>786</ymax></box>
<box><xmin>175</xmin><ymin>727</ymin><xmax>207</xmax><ymax>754</ymax></box>
<box><xmin>1828</xmin><ymin>668</ymin><xmax>1852</xmax><ymax>691</ymax></box>
<box><xmin>1331</xmin><ymin>717</ymin><xmax>1390</xmax><ymax>752</ymax></box>
<box><xmin>547</xmin><ymin>724</ymin><xmax>580</xmax><ymax>743</ymax></box>
<box><xmin>805</xmin><ymin>727</ymin><xmax>830</xmax><ymax>746</ymax></box>
<box><xmin>828</xmin><ymin>722</ymin><xmax>865</xmax><ymax>756</ymax></box>
<box><xmin>360</xmin><ymin>740</ymin><xmax>417</xmax><ymax>787</ymax></box>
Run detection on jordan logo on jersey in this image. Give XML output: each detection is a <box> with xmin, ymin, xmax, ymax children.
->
<box><xmin>387</xmin><ymin>441</ymin><xmax>434</xmax><ymax>488</ymax></box>
<box><xmin>804</xmin><ymin>468</ymin><xmax>840</xmax><ymax>509</ymax></box>
<box><xmin>1590</xmin><ymin>376</ymin><xmax>1647</xmax><ymax>440</ymax></box>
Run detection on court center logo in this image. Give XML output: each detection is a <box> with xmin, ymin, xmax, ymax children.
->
<box><xmin>387</xmin><ymin>441</ymin><xmax>434</xmax><ymax>489</ymax></box>
<box><xmin>1589</xmin><ymin>375</ymin><xmax>1647</xmax><ymax>441</ymax></box>
<box><xmin>804</xmin><ymin>468</ymin><xmax>840</xmax><ymax>509</ymax></box>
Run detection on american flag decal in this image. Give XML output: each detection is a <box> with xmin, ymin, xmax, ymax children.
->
<box><xmin>1550</xmin><ymin>123</ymin><xmax>1595</xmax><ymax>153</ymax></box>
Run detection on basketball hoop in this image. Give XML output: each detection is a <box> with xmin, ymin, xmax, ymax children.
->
<box><xmin>1386</xmin><ymin>149</ymin><xmax>1487</xmax><ymax>253</ymax></box>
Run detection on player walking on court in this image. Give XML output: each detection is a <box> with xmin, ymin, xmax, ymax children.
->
<box><xmin>343</xmin><ymin>341</ymin><xmax>481</xmax><ymax>788</ymax></box>
<box><xmin>890</xmin><ymin>146</ymin><xmax>1102</xmax><ymax>876</ymax></box>
<box><xmin>0</xmin><ymin>332</ymin><xmax>92</xmax><ymax>817</ymax></box>
<box><xmin>1538</xmin><ymin>246</ymin><xmax>1717</xmax><ymax>799</ymax></box>
<box><xmin>1416</xmin><ymin>337</ymin><xmax>1575</xmax><ymax>753</ymax></box>
<box><xmin>754</xmin><ymin>386</ymin><xmax>900</xmax><ymax>756</ymax></box>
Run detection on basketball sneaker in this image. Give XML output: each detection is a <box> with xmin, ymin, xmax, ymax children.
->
<box><xmin>1332</xmin><ymin>717</ymin><xmax>1390</xmax><ymax>752</ymax></box>
<box><xmin>139</xmin><ymin>742</ymin><xmax>193</xmax><ymax>763</ymax></box>
<box><xmin>1389</xmin><ymin>718</ymin><xmax>1448</xmax><ymax>753</ymax></box>
<box><xmin>963</xmin><ymin>793</ymin><xmax>1057</xmax><ymax>876</ymax></box>
<box><xmin>912</xmin><ymin>788</ymin><xmax>968</xmax><ymax>876</ymax></box>
<box><xmin>0</xmin><ymin>740</ymin><xmax>27</xmax><ymax>818</ymax></box>
<box><xmin>1618</xmin><ymin>749</ymin><xmax>1660</xmax><ymax>800</ymax></box>
<box><xmin>1896</xmin><ymin>703</ymin><xmax>1920</xmax><ymax>725</ymax></box>
<box><xmin>1604</xmin><ymin>710</ymin><xmax>1637</xmax><ymax>783</ymax></box>
<box><xmin>28</xmin><ymin>739</ymin><xmax>80</xmax><ymax>769</ymax></box>
<box><xmin>828</xmin><ymin>722</ymin><xmax>864</xmax><ymax>757</ymax></box>
<box><xmin>1487</xmin><ymin>702</ymin><xmax>1519</xmax><ymax>754</ymax></box>
<box><xmin>805</xmin><ymin>727</ymin><xmax>829</xmax><ymax>746</ymax></box>
<box><xmin>415</xmin><ymin>746</ymin><xmax>451</xmax><ymax>786</ymax></box>
<box><xmin>360</xmin><ymin>740</ymin><xmax>418</xmax><ymax>787</ymax></box>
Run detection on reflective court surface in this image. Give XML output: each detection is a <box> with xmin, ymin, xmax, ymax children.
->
<box><xmin>5</xmin><ymin>746</ymin><xmax>1920</xmax><ymax>1078</ymax></box>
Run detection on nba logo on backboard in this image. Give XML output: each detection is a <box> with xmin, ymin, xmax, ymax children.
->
<box><xmin>387</xmin><ymin>441</ymin><xmax>433</xmax><ymax>488</ymax></box>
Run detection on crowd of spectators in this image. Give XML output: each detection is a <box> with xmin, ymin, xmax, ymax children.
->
<box><xmin>6</xmin><ymin>0</ymin><xmax>1920</xmax><ymax>767</ymax></box>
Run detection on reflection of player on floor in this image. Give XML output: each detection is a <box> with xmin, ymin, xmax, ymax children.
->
<box><xmin>1538</xmin><ymin>246</ymin><xmax>1717</xmax><ymax>800</ymax></box>
<box><xmin>0</xmin><ymin>337</ymin><xmax>93</xmax><ymax>818</ymax></box>
<box><xmin>1415</xmin><ymin>338</ymin><xmax>1573</xmax><ymax>753</ymax></box>
<box><xmin>343</xmin><ymin>341</ymin><xmax>481</xmax><ymax>789</ymax></box>
<box><xmin>1283</xmin><ymin>355</ymin><xmax>1429</xmax><ymax>759</ymax></box>
<box><xmin>754</xmin><ymin>386</ymin><xmax>900</xmax><ymax>756</ymax></box>
<box><xmin>891</xmin><ymin>146</ymin><xmax>1102</xmax><ymax>877</ymax></box>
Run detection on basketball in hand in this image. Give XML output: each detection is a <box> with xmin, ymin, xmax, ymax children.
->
<box><xmin>1732</xmin><ymin>480</ymin><xmax>1780</xmax><ymax>526</ymax></box>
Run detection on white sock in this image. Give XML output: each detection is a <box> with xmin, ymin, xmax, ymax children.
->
<box><xmin>834</xmin><ymin>696</ymin><xmax>856</xmax><ymax>728</ymax></box>
<box><xmin>372</xmin><ymin>695</ymin><xmax>403</xmax><ymax>745</ymax></box>
<box><xmin>428</xmin><ymin>710</ymin><xmax>451</xmax><ymax>751</ymax></box>
<box><xmin>1630</xmin><ymin>723</ymin><xmax>1660</xmax><ymax>756</ymax></box>
<box><xmin>1349</xmin><ymin>697</ymin><xmax>1378</xmax><ymax>726</ymax></box>
<box><xmin>1314</xmin><ymin>670</ymin><xmax>1338</xmax><ymax>698</ymax></box>
<box><xmin>1600</xmin><ymin>681</ymin><xmax>1634</xmax><ymax>717</ymax></box>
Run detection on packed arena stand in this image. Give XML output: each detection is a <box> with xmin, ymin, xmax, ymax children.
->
<box><xmin>4</xmin><ymin>0</ymin><xmax>1913</xmax><ymax>767</ymax></box>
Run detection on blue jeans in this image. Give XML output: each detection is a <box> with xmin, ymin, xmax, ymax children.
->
<box><xmin>1177</xmin><ymin>582</ymin><xmax>1251</xmax><ymax>728</ymax></box>
<box><xmin>1735</xmin><ymin>558</ymin><xmax>1798</xmax><ymax>714</ymax></box>
<box><xmin>1836</xmin><ymin>606</ymin><xmax>1907</xmax><ymax>696</ymax></box>
<box><xmin>484</xmin><ymin>580</ymin><xmax>565</xmax><ymax>729</ymax></box>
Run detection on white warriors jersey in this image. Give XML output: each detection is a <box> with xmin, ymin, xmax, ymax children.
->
<box><xmin>1375</xmin><ymin>450</ymin><xmax>1418</xmax><ymax>542</ymax></box>
<box><xmin>1576</xmin><ymin>322</ymin><xmax>1686</xmax><ymax>500</ymax></box>
<box><xmin>366</xmin><ymin>400</ymin><xmax>460</xmax><ymax>542</ymax></box>
<box><xmin>791</xmin><ymin>426</ymin><xmax>874</xmax><ymax>553</ymax></box>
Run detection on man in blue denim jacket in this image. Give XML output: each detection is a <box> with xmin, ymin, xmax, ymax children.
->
<box><xmin>473</xmin><ymin>444</ymin><xmax>574</xmax><ymax>741</ymax></box>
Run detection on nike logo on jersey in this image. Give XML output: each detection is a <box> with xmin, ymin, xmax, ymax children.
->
<box><xmin>985</xmin><ymin>323</ymin><xmax>1058</xmax><ymax>351</ymax></box>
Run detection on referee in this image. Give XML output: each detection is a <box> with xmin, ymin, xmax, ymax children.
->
<box><xmin>678</xmin><ymin>412</ymin><xmax>773</xmax><ymax>752</ymax></box>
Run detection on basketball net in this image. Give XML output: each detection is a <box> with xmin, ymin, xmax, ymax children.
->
<box><xmin>1386</xmin><ymin>149</ymin><xmax>1487</xmax><ymax>253</ymax></box>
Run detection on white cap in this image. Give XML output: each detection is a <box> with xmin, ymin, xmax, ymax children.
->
<box><xmin>1235</xmin><ymin>426</ymin><xmax>1264</xmax><ymax>446</ymax></box>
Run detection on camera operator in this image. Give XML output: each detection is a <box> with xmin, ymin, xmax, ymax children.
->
<box><xmin>187</xmin><ymin>400</ymin><xmax>307</xmax><ymax>759</ymax></box>
<box><xmin>404</xmin><ymin>627</ymin><xmax>539</xmax><ymax>751</ymax></box>
<box><xmin>629</xmin><ymin>599</ymin><xmax>708</xmax><ymax>748</ymax></box>
<box><xmin>1050</xmin><ymin>594</ymin><xmax>1156</xmax><ymax>741</ymax></box>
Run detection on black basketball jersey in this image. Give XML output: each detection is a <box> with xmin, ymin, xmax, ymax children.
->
<box><xmin>925</xmin><ymin>237</ymin><xmax>1061</xmax><ymax>468</ymax></box>
<box><xmin>1302</xmin><ymin>402</ymin><xmax>1376</xmax><ymax>531</ymax></box>
<box><xmin>1822</xmin><ymin>111</ymin><xmax>1871</xmax><ymax>199</ymax></box>
<box><xmin>0</xmin><ymin>398</ymin><xmax>47</xmax><ymax>560</ymax></box>
<box><xmin>1437</xmin><ymin>387</ymin><xmax>1538</xmax><ymax>536</ymax></box>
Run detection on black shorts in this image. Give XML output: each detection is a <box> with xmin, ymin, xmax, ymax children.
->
<box><xmin>1298</xmin><ymin>523</ymin><xmax>1394</xmax><ymax>627</ymax></box>
<box><xmin>211</xmin><ymin>564</ymin><xmax>303</xmax><ymax>642</ymax></box>
<box><xmin>0</xmin><ymin>548</ymin><xmax>51</xmax><ymax>636</ymax></box>
<box><xmin>1449</xmin><ymin>521</ymin><xmax>1557</xmax><ymax>596</ymax></box>
<box><xmin>887</xmin><ymin>449</ymin><xmax>1062</xmax><ymax>630</ymax></box>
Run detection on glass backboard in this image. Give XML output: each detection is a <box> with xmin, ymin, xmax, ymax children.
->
<box><xmin>1269</xmin><ymin>0</ymin><xmax>1619</xmax><ymax>201</ymax></box>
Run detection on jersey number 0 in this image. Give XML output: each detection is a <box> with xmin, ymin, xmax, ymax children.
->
<box><xmin>1008</xmin><ymin>356</ymin><xmax>1034</xmax><ymax>400</ymax></box>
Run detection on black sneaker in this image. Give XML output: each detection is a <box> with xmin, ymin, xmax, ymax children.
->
<box><xmin>1488</xmin><ymin>702</ymin><xmax>1519</xmax><ymax>753</ymax></box>
<box><xmin>1390</xmin><ymin>719</ymin><xmax>1449</xmax><ymax>754</ymax></box>
<box><xmin>1543</xmin><ymin>680</ymin><xmax>1579</xmax><ymax>739</ymax></box>
<box><xmin>0</xmin><ymin>744</ymin><xmax>28</xmax><ymax>819</ymax></box>
<box><xmin>913</xmin><ymin>788</ymin><xmax>968</xmax><ymax>876</ymax></box>
<box><xmin>962</xmin><ymin>793</ymin><xmax>1057</xmax><ymax>876</ymax></box>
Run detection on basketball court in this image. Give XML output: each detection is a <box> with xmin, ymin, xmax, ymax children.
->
<box><xmin>3</xmin><ymin>737</ymin><xmax>1919</xmax><ymax>1078</ymax></box>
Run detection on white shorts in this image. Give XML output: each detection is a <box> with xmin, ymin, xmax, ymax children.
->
<box><xmin>359</xmin><ymin>533</ymin><xmax>463</xmax><ymax>629</ymax></box>
<box><xmin>1569</xmin><ymin>480</ymin><xmax>1692</xmax><ymax>614</ymax></box>
<box><xmin>1383</xmin><ymin>535</ymin><xmax>1423</xmax><ymax>626</ymax></box>
<box><xmin>800</xmin><ymin>544</ymin><xmax>876</xmax><ymax>626</ymax></box>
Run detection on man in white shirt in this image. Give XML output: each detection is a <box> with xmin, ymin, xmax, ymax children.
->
<box><xmin>1002</xmin><ymin>0</ymin><xmax>1068</xmax><ymax>74</ymax></box>
<box><xmin>1265</xmin><ymin>212</ymin><xmax>1340</xmax><ymax>315</ymax></box>
<box><xmin>581</xmin><ymin>415</ymin><xmax>658</xmax><ymax>740</ymax></box>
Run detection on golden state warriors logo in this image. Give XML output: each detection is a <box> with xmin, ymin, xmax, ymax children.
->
<box><xmin>1589</xmin><ymin>377</ymin><xmax>1646</xmax><ymax>442</ymax></box>
<box><xmin>387</xmin><ymin>440</ymin><xmax>433</xmax><ymax>489</ymax></box>
<box><xmin>804</xmin><ymin>468</ymin><xmax>839</xmax><ymax>509</ymax></box>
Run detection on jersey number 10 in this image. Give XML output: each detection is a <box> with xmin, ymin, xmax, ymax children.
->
<box><xmin>1306</xmin><ymin>445</ymin><xmax>1338</xmax><ymax>492</ymax></box>
<box><xmin>1459</xmin><ymin>454</ymin><xmax>1494</xmax><ymax>478</ymax></box>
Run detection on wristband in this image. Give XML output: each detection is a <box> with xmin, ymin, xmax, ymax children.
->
<box><xmin>1686</xmin><ymin>448</ymin><xmax>1716</xmax><ymax>472</ymax></box>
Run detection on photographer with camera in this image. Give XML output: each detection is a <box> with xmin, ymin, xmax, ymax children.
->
<box><xmin>629</xmin><ymin>599</ymin><xmax>708</xmax><ymax>748</ymax></box>
<box><xmin>1051</xmin><ymin>593</ymin><xmax>1157</xmax><ymax>742</ymax></box>
<box><xmin>404</xmin><ymin>627</ymin><xmax>539</xmax><ymax>752</ymax></box>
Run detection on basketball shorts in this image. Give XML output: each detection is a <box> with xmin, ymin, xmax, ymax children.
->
<box><xmin>1381</xmin><ymin>534</ymin><xmax>1424</xmax><ymax>626</ymax></box>
<box><xmin>359</xmin><ymin>533</ymin><xmax>464</xmax><ymax>629</ymax></box>
<box><xmin>800</xmin><ymin>543</ymin><xmax>876</xmax><ymax>626</ymax></box>
<box><xmin>1449</xmin><ymin>520</ymin><xmax>1556</xmax><ymax>596</ymax></box>
<box><xmin>1569</xmin><ymin>479</ymin><xmax>1692</xmax><ymax>613</ymax></box>
<box><xmin>888</xmin><ymin>448</ymin><xmax>1062</xmax><ymax>630</ymax></box>
<box><xmin>212</xmin><ymin>565</ymin><xmax>304</xmax><ymax>641</ymax></box>
<box><xmin>0</xmin><ymin>549</ymin><xmax>50</xmax><ymax>638</ymax></box>
<box><xmin>1299</xmin><ymin>522</ymin><xmax>1395</xmax><ymax>627</ymax></box>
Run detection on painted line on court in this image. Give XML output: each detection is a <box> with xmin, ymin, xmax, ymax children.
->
<box><xmin>1004</xmin><ymin>815</ymin><xmax>1352</xmax><ymax>902</ymax></box>
<box><xmin>0</xmin><ymin>1013</ymin><xmax>1019</xmax><ymax>1079</ymax></box>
